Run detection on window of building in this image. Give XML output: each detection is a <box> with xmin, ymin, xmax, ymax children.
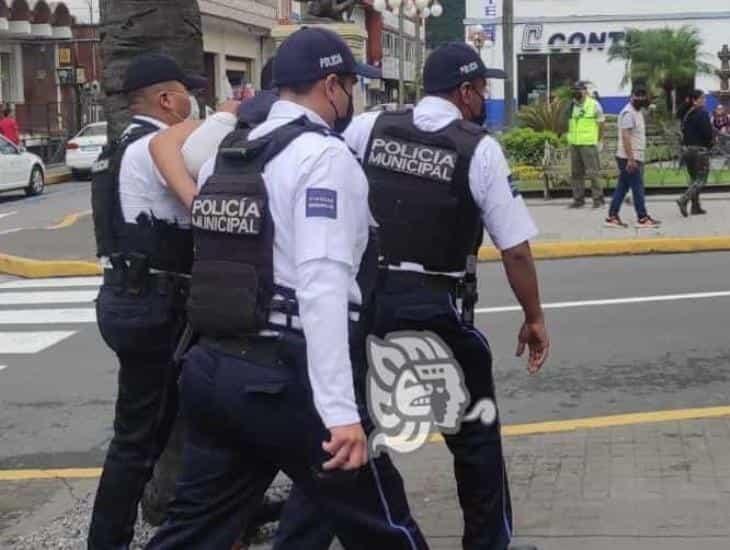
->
<box><xmin>0</xmin><ymin>53</ymin><xmax>12</xmax><ymax>102</ymax></box>
<box><xmin>517</xmin><ymin>53</ymin><xmax>579</xmax><ymax>106</ymax></box>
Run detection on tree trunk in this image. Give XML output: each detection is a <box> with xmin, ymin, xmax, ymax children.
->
<box><xmin>98</xmin><ymin>0</ymin><xmax>203</xmax><ymax>525</ymax></box>
<box><xmin>99</xmin><ymin>0</ymin><xmax>204</xmax><ymax>140</ymax></box>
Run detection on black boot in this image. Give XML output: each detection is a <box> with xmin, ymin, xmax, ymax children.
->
<box><xmin>676</xmin><ymin>195</ymin><xmax>689</xmax><ymax>217</ymax></box>
<box><xmin>691</xmin><ymin>198</ymin><xmax>707</xmax><ymax>215</ymax></box>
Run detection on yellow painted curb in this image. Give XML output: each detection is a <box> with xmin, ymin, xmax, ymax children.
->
<box><xmin>46</xmin><ymin>171</ymin><xmax>72</xmax><ymax>185</ymax></box>
<box><xmin>429</xmin><ymin>405</ymin><xmax>730</xmax><ymax>443</ymax></box>
<box><xmin>4</xmin><ymin>405</ymin><xmax>730</xmax><ymax>482</ymax></box>
<box><xmin>478</xmin><ymin>236</ymin><xmax>730</xmax><ymax>261</ymax></box>
<box><xmin>0</xmin><ymin>468</ymin><xmax>101</xmax><ymax>482</ymax></box>
<box><xmin>0</xmin><ymin>253</ymin><xmax>100</xmax><ymax>278</ymax></box>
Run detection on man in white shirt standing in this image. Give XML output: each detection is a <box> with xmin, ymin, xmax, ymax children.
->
<box><xmin>276</xmin><ymin>42</ymin><xmax>548</xmax><ymax>550</ymax></box>
<box><xmin>605</xmin><ymin>84</ymin><xmax>661</xmax><ymax>229</ymax></box>
<box><xmin>146</xmin><ymin>27</ymin><xmax>428</xmax><ymax>549</ymax></box>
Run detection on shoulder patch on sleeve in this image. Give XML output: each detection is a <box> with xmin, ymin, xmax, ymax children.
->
<box><xmin>306</xmin><ymin>188</ymin><xmax>338</xmax><ymax>219</ymax></box>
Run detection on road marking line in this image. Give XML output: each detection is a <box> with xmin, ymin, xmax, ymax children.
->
<box><xmin>0</xmin><ymin>308</ymin><xmax>95</xmax><ymax>325</ymax></box>
<box><xmin>0</xmin><ymin>227</ymin><xmax>23</xmax><ymax>236</ymax></box>
<box><xmin>476</xmin><ymin>290</ymin><xmax>730</xmax><ymax>315</ymax></box>
<box><xmin>46</xmin><ymin>209</ymin><xmax>92</xmax><ymax>230</ymax></box>
<box><xmin>0</xmin><ymin>331</ymin><xmax>77</xmax><ymax>354</ymax></box>
<box><xmin>0</xmin><ymin>365</ymin><xmax>6</xmax><ymax>372</ymax></box>
<box><xmin>0</xmin><ymin>290</ymin><xmax>96</xmax><ymax>305</ymax></box>
<box><xmin>4</xmin><ymin>406</ymin><xmax>730</xmax><ymax>482</ymax></box>
<box><xmin>0</xmin><ymin>276</ymin><xmax>101</xmax><ymax>289</ymax></box>
<box><xmin>0</xmin><ymin>211</ymin><xmax>17</xmax><ymax>221</ymax></box>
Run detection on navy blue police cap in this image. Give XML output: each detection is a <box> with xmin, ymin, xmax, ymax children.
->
<box><xmin>423</xmin><ymin>42</ymin><xmax>506</xmax><ymax>94</ymax></box>
<box><xmin>123</xmin><ymin>53</ymin><xmax>207</xmax><ymax>93</ymax></box>
<box><xmin>273</xmin><ymin>27</ymin><xmax>381</xmax><ymax>87</ymax></box>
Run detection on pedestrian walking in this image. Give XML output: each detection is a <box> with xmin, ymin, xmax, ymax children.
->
<box><xmin>275</xmin><ymin>41</ymin><xmax>549</xmax><ymax>550</ymax></box>
<box><xmin>0</xmin><ymin>105</ymin><xmax>20</xmax><ymax>146</ymax></box>
<box><xmin>87</xmin><ymin>53</ymin><xmax>206</xmax><ymax>549</ymax></box>
<box><xmin>567</xmin><ymin>81</ymin><xmax>605</xmax><ymax>208</ymax></box>
<box><xmin>605</xmin><ymin>85</ymin><xmax>661</xmax><ymax>229</ymax></box>
<box><xmin>145</xmin><ymin>27</ymin><xmax>428</xmax><ymax>549</ymax></box>
<box><xmin>677</xmin><ymin>90</ymin><xmax>715</xmax><ymax>217</ymax></box>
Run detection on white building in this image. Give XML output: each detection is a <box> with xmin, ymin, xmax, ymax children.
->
<box><xmin>465</xmin><ymin>0</ymin><xmax>730</xmax><ymax>125</ymax></box>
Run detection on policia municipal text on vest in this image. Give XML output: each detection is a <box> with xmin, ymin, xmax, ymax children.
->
<box><xmin>91</xmin><ymin>118</ymin><xmax>193</xmax><ymax>290</ymax></box>
<box><xmin>188</xmin><ymin>116</ymin><xmax>337</xmax><ymax>339</ymax></box>
<box><xmin>363</xmin><ymin>110</ymin><xmax>485</xmax><ymax>323</ymax></box>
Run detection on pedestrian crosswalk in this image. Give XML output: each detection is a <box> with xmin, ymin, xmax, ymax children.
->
<box><xmin>0</xmin><ymin>276</ymin><xmax>100</xmax><ymax>356</ymax></box>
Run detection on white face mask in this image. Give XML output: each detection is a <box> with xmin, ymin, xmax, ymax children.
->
<box><xmin>187</xmin><ymin>94</ymin><xmax>200</xmax><ymax>121</ymax></box>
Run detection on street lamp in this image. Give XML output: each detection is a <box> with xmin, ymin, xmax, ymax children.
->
<box><xmin>373</xmin><ymin>0</ymin><xmax>443</xmax><ymax>106</ymax></box>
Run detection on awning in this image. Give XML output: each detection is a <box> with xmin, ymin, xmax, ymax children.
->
<box><xmin>0</xmin><ymin>0</ymin><xmax>72</xmax><ymax>40</ymax></box>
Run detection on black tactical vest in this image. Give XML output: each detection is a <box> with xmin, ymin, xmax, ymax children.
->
<box><xmin>91</xmin><ymin>117</ymin><xmax>193</xmax><ymax>274</ymax></box>
<box><xmin>187</xmin><ymin>116</ymin><xmax>332</xmax><ymax>339</ymax></box>
<box><xmin>364</xmin><ymin>110</ymin><xmax>486</xmax><ymax>273</ymax></box>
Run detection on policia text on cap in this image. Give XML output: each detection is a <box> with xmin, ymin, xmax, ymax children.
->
<box><xmin>87</xmin><ymin>53</ymin><xmax>206</xmax><ymax>548</ymax></box>
<box><xmin>144</xmin><ymin>27</ymin><xmax>429</xmax><ymax>548</ymax></box>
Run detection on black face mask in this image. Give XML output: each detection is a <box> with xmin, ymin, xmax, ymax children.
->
<box><xmin>467</xmin><ymin>89</ymin><xmax>487</xmax><ymax>126</ymax></box>
<box><xmin>573</xmin><ymin>92</ymin><xmax>584</xmax><ymax>100</ymax></box>
<box><xmin>632</xmin><ymin>98</ymin><xmax>648</xmax><ymax>109</ymax></box>
<box><xmin>330</xmin><ymin>81</ymin><xmax>354</xmax><ymax>133</ymax></box>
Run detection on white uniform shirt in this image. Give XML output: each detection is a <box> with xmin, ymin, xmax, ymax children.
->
<box><xmin>344</xmin><ymin>96</ymin><xmax>538</xmax><ymax>268</ymax></box>
<box><xmin>616</xmin><ymin>103</ymin><xmax>646</xmax><ymax>162</ymax></box>
<box><xmin>198</xmin><ymin>100</ymin><xmax>369</xmax><ymax>428</ymax></box>
<box><xmin>118</xmin><ymin>116</ymin><xmax>191</xmax><ymax>227</ymax></box>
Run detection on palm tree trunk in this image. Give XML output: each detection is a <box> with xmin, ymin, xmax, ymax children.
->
<box><xmin>98</xmin><ymin>0</ymin><xmax>203</xmax><ymax>524</ymax></box>
<box><xmin>99</xmin><ymin>0</ymin><xmax>204</xmax><ymax>140</ymax></box>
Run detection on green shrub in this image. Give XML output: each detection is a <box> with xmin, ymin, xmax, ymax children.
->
<box><xmin>517</xmin><ymin>98</ymin><xmax>570</xmax><ymax>135</ymax></box>
<box><xmin>501</xmin><ymin>128</ymin><xmax>562</xmax><ymax>166</ymax></box>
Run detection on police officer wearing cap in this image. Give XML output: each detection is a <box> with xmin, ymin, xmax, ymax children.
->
<box><xmin>87</xmin><ymin>53</ymin><xmax>206</xmax><ymax>548</ymax></box>
<box><xmin>277</xmin><ymin>41</ymin><xmax>549</xmax><ymax>550</ymax></box>
<box><xmin>145</xmin><ymin>27</ymin><xmax>428</xmax><ymax>549</ymax></box>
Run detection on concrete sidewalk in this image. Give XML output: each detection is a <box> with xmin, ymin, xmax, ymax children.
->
<box><xmin>3</xmin><ymin>416</ymin><xmax>730</xmax><ymax>549</ymax></box>
<box><xmin>2</xmin><ymin>193</ymin><xmax>730</xmax><ymax>277</ymax></box>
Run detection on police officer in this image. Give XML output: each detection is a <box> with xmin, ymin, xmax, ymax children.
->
<box><xmin>567</xmin><ymin>81</ymin><xmax>605</xmax><ymax>209</ymax></box>
<box><xmin>277</xmin><ymin>42</ymin><xmax>549</xmax><ymax>550</ymax></box>
<box><xmin>87</xmin><ymin>53</ymin><xmax>205</xmax><ymax>548</ymax></box>
<box><xmin>145</xmin><ymin>27</ymin><xmax>428</xmax><ymax>549</ymax></box>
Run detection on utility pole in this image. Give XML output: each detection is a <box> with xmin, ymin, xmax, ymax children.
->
<box><xmin>414</xmin><ymin>16</ymin><xmax>423</xmax><ymax>101</ymax></box>
<box><xmin>398</xmin><ymin>5</ymin><xmax>405</xmax><ymax>107</ymax></box>
<box><xmin>502</xmin><ymin>0</ymin><xmax>515</xmax><ymax>127</ymax></box>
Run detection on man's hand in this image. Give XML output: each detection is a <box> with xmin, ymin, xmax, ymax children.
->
<box><xmin>626</xmin><ymin>158</ymin><xmax>639</xmax><ymax>173</ymax></box>
<box><xmin>217</xmin><ymin>99</ymin><xmax>241</xmax><ymax>115</ymax></box>
<box><xmin>322</xmin><ymin>423</ymin><xmax>368</xmax><ymax>471</ymax></box>
<box><xmin>516</xmin><ymin>318</ymin><xmax>549</xmax><ymax>374</ymax></box>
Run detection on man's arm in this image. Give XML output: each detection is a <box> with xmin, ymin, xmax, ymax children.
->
<box><xmin>150</xmin><ymin>102</ymin><xmax>239</xmax><ymax>208</ymax></box>
<box><xmin>470</xmin><ymin>137</ymin><xmax>548</xmax><ymax>372</ymax></box>
<box><xmin>501</xmin><ymin>242</ymin><xmax>548</xmax><ymax>373</ymax></box>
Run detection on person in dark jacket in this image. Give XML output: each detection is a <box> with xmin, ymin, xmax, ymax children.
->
<box><xmin>677</xmin><ymin>90</ymin><xmax>715</xmax><ymax>216</ymax></box>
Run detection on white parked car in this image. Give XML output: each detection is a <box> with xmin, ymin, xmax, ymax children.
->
<box><xmin>65</xmin><ymin>121</ymin><xmax>108</xmax><ymax>178</ymax></box>
<box><xmin>0</xmin><ymin>135</ymin><xmax>45</xmax><ymax>197</ymax></box>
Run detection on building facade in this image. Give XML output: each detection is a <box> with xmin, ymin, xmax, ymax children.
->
<box><xmin>465</xmin><ymin>0</ymin><xmax>730</xmax><ymax>125</ymax></box>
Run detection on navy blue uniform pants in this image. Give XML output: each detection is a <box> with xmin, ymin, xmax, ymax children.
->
<box><xmin>88</xmin><ymin>283</ymin><xmax>187</xmax><ymax>549</ymax></box>
<box><xmin>145</xmin><ymin>327</ymin><xmax>428</xmax><ymax>550</ymax></box>
<box><xmin>276</xmin><ymin>276</ymin><xmax>513</xmax><ymax>550</ymax></box>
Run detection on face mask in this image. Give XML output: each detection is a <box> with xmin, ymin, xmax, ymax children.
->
<box><xmin>574</xmin><ymin>92</ymin><xmax>584</xmax><ymax>100</ymax></box>
<box><xmin>169</xmin><ymin>93</ymin><xmax>199</xmax><ymax>123</ymax></box>
<box><xmin>632</xmin><ymin>98</ymin><xmax>648</xmax><ymax>109</ymax></box>
<box><xmin>330</xmin><ymin>81</ymin><xmax>354</xmax><ymax>133</ymax></box>
<box><xmin>466</xmin><ymin>88</ymin><xmax>487</xmax><ymax>126</ymax></box>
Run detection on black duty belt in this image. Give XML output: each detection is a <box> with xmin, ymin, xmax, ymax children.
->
<box><xmin>379</xmin><ymin>269</ymin><xmax>460</xmax><ymax>295</ymax></box>
<box><xmin>199</xmin><ymin>334</ymin><xmax>287</xmax><ymax>365</ymax></box>
<box><xmin>104</xmin><ymin>267</ymin><xmax>190</xmax><ymax>297</ymax></box>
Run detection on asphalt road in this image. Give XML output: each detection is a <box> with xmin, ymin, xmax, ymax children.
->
<box><xmin>0</xmin><ymin>180</ymin><xmax>91</xmax><ymax>235</ymax></box>
<box><xmin>1</xmin><ymin>252</ymin><xmax>729</xmax><ymax>473</ymax></box>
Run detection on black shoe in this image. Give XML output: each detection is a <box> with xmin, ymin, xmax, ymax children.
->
<box><xmin>691</xmin><ymin>206</ymin><xmax>707</xmax><ymax>215</ymax></box>
<box><xmin>676</xmin><ymin>198</ymin><xmax>688</xmax><ymax>218</ymax></box>
<box><xmin>509</xmin><ymin>545</ymin><xmax>538</xmax><ymax>550</ymax></box>
<box><xmin>569</xmin><ymin>200</ymin><xmax>585</xmax><ymax>209</ymax></box>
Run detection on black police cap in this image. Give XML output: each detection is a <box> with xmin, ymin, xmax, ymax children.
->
<box><xmin>423</xmin><ymin>42</ymin><xmax>506</xmax><ymax>94</ymax></box>
<box><xmin>273</xmin><ymin>27</ymin><xmax>380</xmax><ymax>87</ymax></box>
<box><xmin>123</xmin><ymin>53</ymin><xmax>207</xmax><ymax>94</ymax></box>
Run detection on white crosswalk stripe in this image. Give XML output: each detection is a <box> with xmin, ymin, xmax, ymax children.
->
<box><xmin>0</xmin><ymin>276</ymin><xmax>100</xmax><ymax>357</ymax></box>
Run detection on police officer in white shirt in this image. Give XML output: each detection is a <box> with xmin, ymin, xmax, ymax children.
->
<box><xmin>146</xmin><ymin>27</ymin><xmax>428</xmax><ymax>549</ymax></box>
<box><xmin>88</xmin><ymin>53</ymin><xmax>206</xmax><ymax>549</ymax></box>
<box><xmin>277</xmin><ymin>42</ymin><xmax>548</xmax><ymax>550</ymax></box>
